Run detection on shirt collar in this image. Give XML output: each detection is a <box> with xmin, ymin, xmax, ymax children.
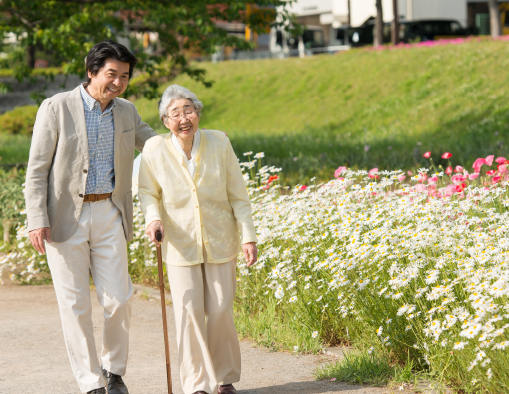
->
<box><xmin>79</xmin><ymin>83</ymin><xmax>116</xmax><ymax>112</ymax></box>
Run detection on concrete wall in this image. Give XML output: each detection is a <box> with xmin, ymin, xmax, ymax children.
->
<box><xmin>408</xmin><ymin>0</ymin><xmax>467</xmax><ymax>27</ymax></box>
<box><xmin>289</xmin><ymin>0</ymin><xmax>468</xmax><ymax>28</ymax></box>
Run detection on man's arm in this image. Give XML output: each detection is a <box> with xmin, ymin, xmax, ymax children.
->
<box><xmin>25</xmin><ymin>99</ymin><xmax>59</xmax><ymax>253</ymax></box>
<box><xmin>133</xmin><ymin>106</ymin><xmax>157</xmax><ymax>152</ymax></box>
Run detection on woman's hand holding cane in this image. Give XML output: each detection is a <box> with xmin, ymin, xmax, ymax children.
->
<box><xmin>147</xmin><ymin>220</ymin><xmax>164</xmax><ymax>246</ymax></box>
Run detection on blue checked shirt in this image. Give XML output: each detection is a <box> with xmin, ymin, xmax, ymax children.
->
<box><xmin>79</xmin><ymin>84</ymin><xmax>116</xmax><ymax>194</ymax></box>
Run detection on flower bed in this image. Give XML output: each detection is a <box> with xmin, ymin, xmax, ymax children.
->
<box><xmin>237</xmin><ymin>152</ymin><xmax>509</xmax><ymax>392</ymax></box>
<box><xmin>2</xmin><ymin>152</ymin><xmax>509</xmax><ymax>391</ymax></box>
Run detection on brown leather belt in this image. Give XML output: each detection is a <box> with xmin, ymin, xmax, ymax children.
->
<box><xmin>83</xmin><ymin>193</ymin><xmax>112</xmax><ymax>202</ymax></box>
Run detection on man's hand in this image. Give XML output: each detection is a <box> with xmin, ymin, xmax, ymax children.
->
<box><xmin>242</xmin><ymin>242</ymin><xmax>257</xmax><ymax>267</ymax></box>
<box><xmin>28</xmin><ymin>227</ymin><xmax>51</xmax><ymax>255</ymax></box>
<box><xmin>146</xmin><ymin>220</ymin><xmax>164</xmax><ymax>247</ymax></box>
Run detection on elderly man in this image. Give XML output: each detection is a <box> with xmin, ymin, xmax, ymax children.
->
<box><xmin>25</xmin><ymin>40</ymin><xmax>156</xmax><ymax>394</ymax></box>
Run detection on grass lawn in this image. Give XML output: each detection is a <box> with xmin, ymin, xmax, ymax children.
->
<box><xmin>135</xmin><ymin>39</ymin><xmax>509</xmax><ymax>183</ymax></box>
<box><xmin>2</xmin><ymin>40</ymin><xmax>508</xmax><ymax>183</ymax></box>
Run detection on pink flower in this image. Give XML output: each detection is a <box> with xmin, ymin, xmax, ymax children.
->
<box><xmin>451</xmin><ymin>174</ymin><xmax>466</xmax><ymax>184</ymax></box>
<box><xmin>423</xmin><ymin>151</ymin><xmax>431</xmax><ymax>159</ymax></box>
<box><xmin>492</xmin><ymin>176</ymin><xmax>502</xmax><ymax>184</ymax></box>
<box><xmin>486</xmin><ymin>170</ymin><xmax>497</xmax><ymax>176</ymax></box>
<box><xmin>368</xmin><ymin>168</ymin><xmax>379</xmax><ymax>179</ymax></box>
<box><xmin>428</xmin><ymin>176</ymin><xmax>438</xmax><ymax>184</ymax></box>
<box><xmin>473</xmin><ymin>158</ymin><xmax>486</xmax><ymax>173</ymax></box>
<box><xmin>397</xmin><ymin>174</ymin><xmax>406</xmax><ymax>182</ymax></box>
<box><xmin>468</xmin><ymin>173</ymin><xmax>479</xmax><ymax>180</ymax></box>
<box><xmin>262</xmin><ymin>184</ymin><xmax>270</xmax><ymax>190</ymax></box>
<box><xmin>485</xmin><ymin>155</ymin><xmax>494</xmax><ymax>166</ymax></box>
<box><xmin>330</xmin><ymin>378</ymin><xmax>337</xmax><ymax>382</ymax></box>
<box><xmin>407</xmin><ymin>170</ymin><xmax>413</xmax><ymax>176</ymax></box>
<box><xmin>299</xmin><ymin>185</ymin><xmax>307</xmax><ymax>191</ymax></box>
<box><xmin>441</xmin><ymin>184</ymin><xmax>457</xmax><ymax>197</ymax></box>
<box><xmin>454</xmin><ymin>165</ymin><xmax>464</xmax><ymax>173</ymax></box>
<box><xmin>418</xmin><ymin>173</ymin><xmax>427</xmax><ymax>182</ymax></box>
<box><xmin>442</xmin><ymin>152</ymin><xmax>452</xmax><ymax>159</ymax></box>
<box><xmin>334</xmin><ymin>166</ymin><xmax>347</xmax><ymax>178</ymax></box>
<box><xmin>455</xmin><ymin>183</ymin><xmax>466</xmax><ymax>192</ymax></box>
<box><xmin>498</xmin><ymin>164</ymin><xmax>507</xmax><ymax>174</ymax></box>
<box><xmin>495</xmin><ymin>157</ymin><xmax>507</xmax><ymax>164</ymax></box>
<box><xmin>445</xmin><ymin>166</ymin><xmax>452</xmax><ymax>175</ymax></box>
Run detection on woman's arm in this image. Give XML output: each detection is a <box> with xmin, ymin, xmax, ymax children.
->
<box><xmin>138</xmin><ymin>153</ymin><xmax>164</xmax><ymax>244</ymax></box>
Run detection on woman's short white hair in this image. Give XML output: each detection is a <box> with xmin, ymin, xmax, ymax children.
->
<box><xmin>158</xmin><ymin>84</ymin><xmax>203</xmax><ymax>120</ymax></box>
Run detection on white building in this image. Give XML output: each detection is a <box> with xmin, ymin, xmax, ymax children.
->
<box><xmin>286</xmin><ymin>0</ymin><xmax>503</xmax><ymax>45</ymax></box>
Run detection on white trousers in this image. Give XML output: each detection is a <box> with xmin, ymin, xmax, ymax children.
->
<box><xmin>167</xmin><ymin>253</ymin><xmax>241</xmax><ymax>394</ymax></box>
<box><xmin>46</xmin><ymin>199</ymin><xmax>132</xmax><ymax>393</ymax></box>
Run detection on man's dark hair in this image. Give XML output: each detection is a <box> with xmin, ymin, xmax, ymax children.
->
<box><xmin>85</xmin><ymin>40</ymin><xmax>138</xmax><ymax>84</ymax></box>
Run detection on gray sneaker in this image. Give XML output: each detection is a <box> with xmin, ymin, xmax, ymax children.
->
<box><xmin>101</xmin><ymin>367</ymin><xmax>129</xmax><ymax>394</ymax></box>
<box><xmin>87</xmin><ymin>388</ymin><xmax>106</xmax><ymax>394</ymax></box>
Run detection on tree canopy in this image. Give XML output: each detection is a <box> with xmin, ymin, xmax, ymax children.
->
<box><xmin>0</xmin><ymin>0</ymin><xmax>291</xmax><ymax>99</ymax></box>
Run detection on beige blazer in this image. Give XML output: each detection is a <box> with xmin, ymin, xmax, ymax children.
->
<box><xmin>138</xmin><ymin>129</ymin><xmax>257</xmax><ymax>266</ymax></box>
<box><xmin>25</xmin><ymin>86</ymin><xmax>156</xmax><ymax>242</ymax></box>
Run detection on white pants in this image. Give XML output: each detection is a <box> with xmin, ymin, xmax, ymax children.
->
<box><xmin>167</xmin><ymin>254</ymin><xmax>240</xmax><ymax>394</ymax></box>
<box><xmin>46</xmin><ymin>199</ymin><xmax>132</xmax><ymax>393</ymax></box>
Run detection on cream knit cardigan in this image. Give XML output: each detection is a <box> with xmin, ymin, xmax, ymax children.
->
<box><xmin>138</xmin><ymin>129</ymin><xmax>258</xmax><ymax>266</ymax></box>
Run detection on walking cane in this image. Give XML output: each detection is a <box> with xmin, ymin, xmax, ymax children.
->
<box><xmin>156</xmin><ymin>230</ymin><xmax>172</xmax><ymax>394</ymax></box>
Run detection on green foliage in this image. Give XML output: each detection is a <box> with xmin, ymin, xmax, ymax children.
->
<box><xmin>0</xmin><ymin>166</ymin><xmax>26</xmax><ymax>223</ymax></box>
<box><xmin>234</xmin><ymin>297</ymin><xmax>323</xmax><ymax>354</ymax></box>
<box><xmin>0</xmin><ymin>0</ymin><xmax>292</xmax><ymax>100</ymax></box>
<box><xmin>314</xmin><ymin>351</ymin><xmax>396</xmax><ymax>385</ymax></box>
<box><xmin>0</xmin><ymin>106</ymin><xmax>37</xmax><ymax>135</ymax></box>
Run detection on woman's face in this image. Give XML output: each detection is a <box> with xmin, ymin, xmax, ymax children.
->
<box><xmin>163</xmin><ymin>98</ymin><xmax>200</xmax><ymax>141</ymax></box>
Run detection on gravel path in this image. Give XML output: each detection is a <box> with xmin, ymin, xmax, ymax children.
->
<box><xmin>0</xmin><ymin>285</ymin><xmax>391</xmax><ymax>394</ymax></box>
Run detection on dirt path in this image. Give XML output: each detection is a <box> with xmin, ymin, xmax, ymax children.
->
<box><xmin>0</xmin><ymin>285</ymin><xmax>391</xmax><ymax>394</ymax></box>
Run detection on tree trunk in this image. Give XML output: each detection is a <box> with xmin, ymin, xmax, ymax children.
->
<box><xmin>374</xmin><ymin>0</ymin><xmax>383</xmax><ymax>48</ymax></box>
<box><xmin>391</xmin><ymin>0</ymin><xmax>399</xmax><ymax>45</ymax></box>
<box><xmin>3</xmin><ymin>220</ymin><xmax>11</xmax><ymax>244</ymax></box>
<box><xmin>488</xmin><ymin>0</ymin><xmax>501</xmax><ymax>38</ymax></box>
<box><xmin>27</xmin><ymin>43</ymin><xmax>36</xmax><ymax>69</ymax></box>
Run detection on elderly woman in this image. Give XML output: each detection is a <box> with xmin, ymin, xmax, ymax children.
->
<box><xmin>138</xmin><ymin>85</ymin><xmax>257</xmax><ymax>394</ymax></box>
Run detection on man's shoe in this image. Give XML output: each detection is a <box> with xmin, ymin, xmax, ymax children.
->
<box><xmin>218</xmin><ymin>384</ymin><xmax>237</xmax><ymax>394</ymax></box>
<box><xmin>87</xmin><ymin>389</ymin><xmax>106</xmax><ymax>394</ymax></box>
<box><xmin>101</xmin><ymin>367</ymin><xmax>129</xmax><ymax>394</ymax></box>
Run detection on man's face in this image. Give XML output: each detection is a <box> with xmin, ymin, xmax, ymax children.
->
<box><xmin>87</xmin><ymin>59</ymin><xmax>130</xmax><ymax>101</ymax></box>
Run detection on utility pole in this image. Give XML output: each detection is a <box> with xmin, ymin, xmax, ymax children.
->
<box><xmin>347</xmin><ymin>0</ymin><xmax>351</xmax><ymax>26</ymax></box>
<box><xmin>346</xmin><ymin>0</ymin><xmax>351</xmax><ymax>46</ymax></box>
<box><xmin>391</xmin><ymin>0</ymin><xmax>399</xmax><ymax>45</ymax></box>
<box><xmin>488</xmin><ymin>0</ymin><xmax>501</xmax><ymax>37</ymax></box>
<box><xmin>374</xmin><ymin>0</ymin><xmax>383</xmax><ymax>48</ymax></box>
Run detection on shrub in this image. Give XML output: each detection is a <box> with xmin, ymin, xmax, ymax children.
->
<box><xmin>0</xmin><ymin>106</ymin><xmax>38</xmax><ymax>135</ymax></box>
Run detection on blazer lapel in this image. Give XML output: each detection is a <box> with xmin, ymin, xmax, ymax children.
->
<box><xmin>112</xmin><ymin>103</ymin><xmax>123</xmax><ymax>176</ymax></box>
<box><xmin>66</xmin><ymin>87</ymin><xmax>89</xmax><ymax>162</ymax></box>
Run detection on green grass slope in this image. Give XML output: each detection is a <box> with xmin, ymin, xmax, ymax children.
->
<box><xmin>135</xmin><ymin>40</ymin><xmax>509</xmax><ymax>183</ymax></box>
